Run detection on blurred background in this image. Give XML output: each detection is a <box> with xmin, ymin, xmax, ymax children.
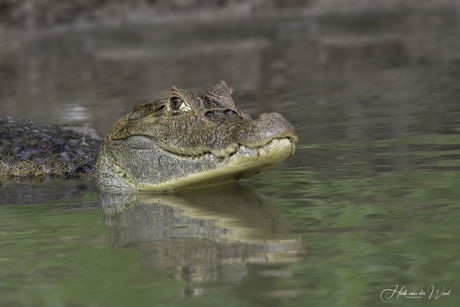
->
<box><xmin>1</xmin><ymin>0</ymin><xmax>459</xmax><ymax>142</ymax></box>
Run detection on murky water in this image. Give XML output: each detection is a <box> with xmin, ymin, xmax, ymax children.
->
<box><xmin>1</xmin><ymin>9</ymin><xmax>460</xmax><ymax>307</ymax></box>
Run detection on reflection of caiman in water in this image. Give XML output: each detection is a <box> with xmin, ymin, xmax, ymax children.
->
<box><xmin>98</xmin><ymin>183</ymin><xmax>303</xmax><ymax>297</ymax></box>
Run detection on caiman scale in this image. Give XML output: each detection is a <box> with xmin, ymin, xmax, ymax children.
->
<box><xmin>0</xmin><ymin>81</ymin><xmax>298</xmax><ymax>192</ymax></box>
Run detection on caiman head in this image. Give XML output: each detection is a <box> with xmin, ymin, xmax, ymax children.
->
<box><xmin>95</xmin><ymin>81</ymin><xmax>298</xmax><ymax>192</ymax></box>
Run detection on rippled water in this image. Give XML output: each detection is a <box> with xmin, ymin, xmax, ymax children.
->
<box><xmin>1</xmin><ymin>9</ymin><xmax>460</xmax><ymax>307</ymax></box>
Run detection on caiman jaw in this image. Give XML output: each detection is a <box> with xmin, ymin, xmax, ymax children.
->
<box><xmin>97</xmin><ymin>137</ymin><xmax>296</xmax><ymax>192</ymax></box>
<box><xmin>162</xmin><ymin>137</ymin><xmax>296</xmax><ymax>164</ymax></box>
<box><xmin>238</xmin><ymin>137</ymin><xmax>296</xmax><ymax>159</ymax></box>
<box><xmin>218</xmin><ymin>137</ymin><xmax>296</xmax><ymax>164</ymax></box>
<box><xmin>148</xmin><ymin>137</ymin><xmax>296</xmax><ymax>191</ymax></box>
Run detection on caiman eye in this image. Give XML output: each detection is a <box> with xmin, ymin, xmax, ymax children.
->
<box><xmin>170</xmin><ymin>97</ymin><xmax>186</xmax><ymax>111</ymax></box>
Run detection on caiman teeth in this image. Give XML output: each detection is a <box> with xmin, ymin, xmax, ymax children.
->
<box><xmin>180</xmin><ymin>138</ymin><xmax>295</xmax><ymax>163</ymax></box>
<box><xmin>217</xmin><ymin>138</ymin><xmax>295</xmax><ymax>163</ymax></box>
<box><xmin>218</xmin><ymin>155</ymin><xmax>231</xmax><ymax>164</ymax></box>
<box><xmin>253</xmin><ymin>148</ymin><xmax>259</xmax><ymax>159</ymax></box>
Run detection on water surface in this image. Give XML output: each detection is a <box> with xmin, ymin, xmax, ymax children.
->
<box><xmin>1</xmin><ymin>10</ymin><xmax>460</xmax><ymax>306</ymax></box>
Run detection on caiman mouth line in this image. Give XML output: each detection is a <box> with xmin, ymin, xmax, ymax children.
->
<box><xmin>158</xmin><ymin>137</ymin><xmax>296</xmax><ymax>164</ymax></box>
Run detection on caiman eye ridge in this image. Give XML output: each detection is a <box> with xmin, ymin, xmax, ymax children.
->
<box><xmin>159</xmin><ymin>138</ymin><xmax>296</xmax><ymax>164</ymax></box>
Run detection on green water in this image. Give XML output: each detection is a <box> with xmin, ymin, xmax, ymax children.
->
<box><xmin>254</xmin><ymin>136</ymin><xmax>460</xmax><ymax>306</ymax></box>
<box><xmin>1</xmin><ymin>134</ymin><xmax>459</xmax><ymax>306</ymax></box>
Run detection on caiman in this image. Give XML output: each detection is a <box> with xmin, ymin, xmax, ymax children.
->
<box><xmin>0</xmin><ymin>81</ymin><xmax>298</xmax><ymax>192</ymax></box>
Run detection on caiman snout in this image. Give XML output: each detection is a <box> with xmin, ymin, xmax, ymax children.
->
<box><xmin>236</xmin><ymin>112</ymin><xmax>299</xmax><ymax>148</ymax></box>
